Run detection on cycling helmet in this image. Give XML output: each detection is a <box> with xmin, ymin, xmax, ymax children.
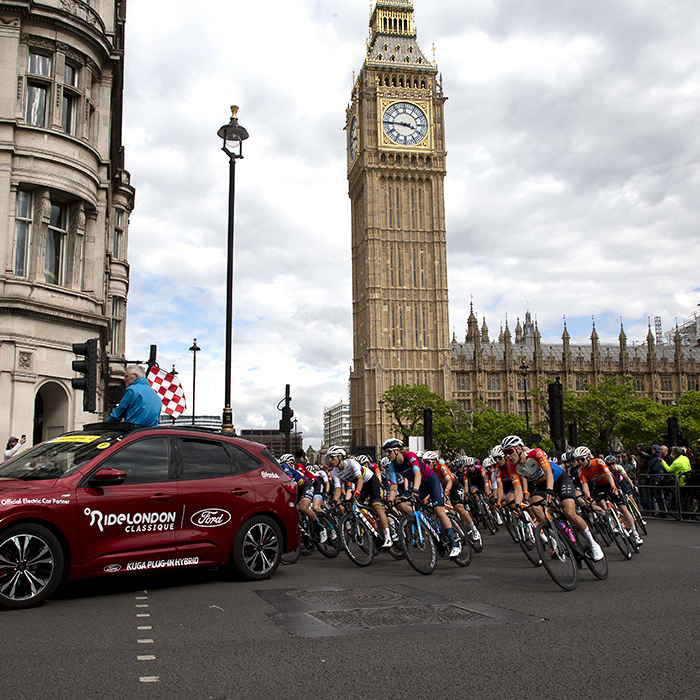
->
<box><xmin>382</xmin><ymin>438</ymin><xmax>403</xmax><ymax>453</ymax></box>
<box><xmin>452</xmin><ymin>456</ymin><xmax>464</xmax><ymax>469</ymax></box>
<box><xmin>572</xmin><ymin>445</ymin><xmax>592</xmax><ymax>460</ymax></box>
<box><xmin>501</xmin><ymin>435</ymin><xmax>525</xmax><ymax>450</ymax></box>
<box><xmin>423</xmin><ymin>450</ymin><xmax>439</xmax><ymax>462</ymax></box>
<box><xmin>482</xmin><ymin>456</ymin><xmax>495</xmax><ymax>468</ymax></box>
<box><xmin>380</xmin><ymin>457</ymin><xmax>390</xmax><ymax>468</ymax></box>
<box><xmin>326</xmin><ymin>445</ymin><xmax>347</xmax><ymax>458</ymax></box>
<box><xmin>604</xmin><ymin>455</ymin><xmax>616</xmax><ymax>465</ymax></box>
<box><xmin>279</xmin><ymin>453</ymin><xmax>295</xmax><ymax>464</ymax></box>
<box><xmin>356</xmin><ymin>454</ymin><xmax>370</xmax><ymax>465</ymax></box>
<box><xmin>491</xmin><ymin>445</ymin><xmax>505</xmax><ymax>459</ymax></box>
<box><xmin>464</xmin><ymin>456</ymin><xmax>476</xmax><ymax>467</ymax></box>
<box><xmin>560</xmin><ymin>452</ymin><xmax>570</xmax><ymax>464</ymax></box>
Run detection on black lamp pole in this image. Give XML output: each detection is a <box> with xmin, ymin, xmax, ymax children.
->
<box><xmin>189</xmin><ymin>337</ymin><xmax>201</xmax><ymax>425</ymax></box>
<box><xmin>378</xmin><ymin>398</ymin><xmax>384</xmax><ymax>450</ymax></box>
<box><xmin>217</xmin><ymin>106</ymin><xmax>248</xmax><ymax>435</ymax></box>
<box><xmin>520</xmin><ymin>360</ymin><xmax>530</xmax><ymax>444</ymax></box>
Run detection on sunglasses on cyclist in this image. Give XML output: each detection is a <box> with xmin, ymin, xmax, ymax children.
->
<box><xmin>503</xmin><ymin>447</ymin><xmax>517</xmax><ymax>455</ymax></box>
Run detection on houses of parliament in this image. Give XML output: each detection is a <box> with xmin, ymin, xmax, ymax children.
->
<box><xmin>346</xmin><ymin>0</ymin><xmax>700</xmax><ymax>451</ymax></box>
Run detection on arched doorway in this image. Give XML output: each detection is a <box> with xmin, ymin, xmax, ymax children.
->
<box><xmin>33</xmin><ymin>382</ymin><xmax>69</xmax><ymax>445</ymax></box>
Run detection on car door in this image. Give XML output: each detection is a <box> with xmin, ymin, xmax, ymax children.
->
<box><xmin>76</xmin><ymin>435</ymin><xmax>180</xmax><ymax>577</ymax></box>
<box><xmin>175</xmin><ymin>436</ymin><xmax>258</xmax><ymax>564</ymax></box>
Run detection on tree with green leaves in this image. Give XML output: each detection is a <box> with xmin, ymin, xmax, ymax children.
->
<box><xmin>381</xmin><ymin>384</ymin><xmax>450</xmax><ymax>445</ymax></box>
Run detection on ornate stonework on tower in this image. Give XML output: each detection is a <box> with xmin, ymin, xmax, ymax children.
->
<box><xmin>347</xmin><ymin>0</ymin><xmax>450</xmax><ymax>451</ymax></box>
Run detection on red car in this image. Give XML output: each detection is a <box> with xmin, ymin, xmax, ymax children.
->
<box><xmin>0</xmin><ymin>424</ymin><xmax>299</xmax><ymax>609</ymax></box>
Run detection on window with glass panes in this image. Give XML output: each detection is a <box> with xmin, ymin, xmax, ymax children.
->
<box><xmin>44</xmin><ymin>202</ymin><xmax>68</xmax><ymax>284</ymax></box>
<box><xmin>487</xmin><ymin>399</ymin><xmax>501</xmax><ymax>412</ymax></box>
<box><xmin>111</xmin><ymin>297</ymin><xmax>122</xmax><ymax>354</ymax></box>
<box><xmin>113</xmin><ymin>210</ymin><xmax>124</xmax><ymax>258</ymax></box>
<box><xmin>14</xmin><ymin>192</ymin><xmax>32</xmax><ymax>276</ymax></box>
<box><xmin>26</xmin><ymin>52</ymin><xmax>51</xmax><ymax>127</ymax></box>
<box><xmin>62</xmin><ymin>62</ymin><xmax>79</xmax><ymax>135</ymax></box>
<box><xmin>487</xmin><ymin>375</ymin><xmax>500</xmax><ymax>391</ymax></box>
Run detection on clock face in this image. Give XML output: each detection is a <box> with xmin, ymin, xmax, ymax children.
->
<box><xmin>382</xmin><ymin>102</ymin><xmax>428</xmax><ymax>147</ymax></box>
<box><xmin>349</xmin><ymin>116</ymin><xmax>358</xmax><ymax>160</ymax></box>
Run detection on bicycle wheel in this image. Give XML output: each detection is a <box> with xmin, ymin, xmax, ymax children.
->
<box><xmin>628</xmin><ymin>499</ymin><xmax>648</xmax><ymax>536</ymax></box>
<box><xmin>339</xmin><ymin>513</ymin><xmax>374</xmax><ymax>567</ymax></box>
<box><xmin>503</xmin><ymin>509</ymin><xmax>519</xmax><ymax>542</ymax></box>
<box><xmin>315</xmin><ymin>512</ymin><xmax>341</xmax><ymax>558</ymax></box>
<box><xmin>576</xmin><ymin>530</ymin><xmax>608</xmax><ymax>580</ymax></box>
<box><xmin>448</xmin><ymin>514</ymin><xmax>471</xmax><ymax>567</ymax></box>
<box><xmin>605</xmin><ymin>510</ymin><xmax>632</xmax><ymax>560</ymax></box>
<box><xmin>517</xmin><ymin>516</ymin><xmax>543</xmax><ymax>567</ymax></box>
<box><xmin>281</xmin><ymin>543</ymin><xmax>300</xmax><ymax>565</ymax></box>
<box><xmin>484</xmin><ymin>504</ymin><xmax>499</xmax><ymax>535</ymax></box>
<box><xmin>589</xmin><ymin>510</ymin><xmax>612</xmax><ymax>547</ymax></box>
<box><xmin>535</xmin><ymin>522</ymin><xmax>578</xmax><ymax>591</ymax></box>
<box><xmin>386</xmin><ymin>512</ymin><xmax>406</xmax><ymax>560</ymax></box>
<box><xmin>400</xmin><ymin>514</ymin><xmax>437</xmax><ymax>575</ymax></box>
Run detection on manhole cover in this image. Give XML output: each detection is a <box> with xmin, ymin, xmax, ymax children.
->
<box><xmin>310</xmin><ymin>604</ymin><xmax>490</xmax><ymax>629</ymax></box>
<box><xmin>288</xmin><ymin>587</ymin><xmax>416</xmax><ymax>607</ymax></box>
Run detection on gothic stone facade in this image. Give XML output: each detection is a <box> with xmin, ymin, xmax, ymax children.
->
<box><xmin>0</xmin><ymin>0</ymin><xmax>133</xmax><ymax>444</ymax></box>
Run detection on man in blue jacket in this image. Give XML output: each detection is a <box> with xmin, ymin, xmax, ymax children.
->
<box><xmin>106</xmin><ymin>365</ymin><xmax>162</xmax><ymax>427</ymax></box>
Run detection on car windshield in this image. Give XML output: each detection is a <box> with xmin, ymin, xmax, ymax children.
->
<box><xmin>0</xmin><ymin>433</ymin><xmax>123</xmax><ymax>481</ymax></box>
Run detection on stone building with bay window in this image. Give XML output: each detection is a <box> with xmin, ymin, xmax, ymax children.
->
<box><xmin>0</xmin><ymin>0</ymin><xmax>133</xmax><ymax>443</ymax></box>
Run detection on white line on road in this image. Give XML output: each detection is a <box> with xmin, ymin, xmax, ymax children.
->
<box><xmin>139</xmin><ymin>676</ymin><xmax>159</xmax><ymax>683</ymax></box>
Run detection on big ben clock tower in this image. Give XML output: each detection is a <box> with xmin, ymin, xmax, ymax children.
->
<box><xmin>347</xmin><ymin>0</ymin><xmax>450</xmax><ymax>451</ymax></box>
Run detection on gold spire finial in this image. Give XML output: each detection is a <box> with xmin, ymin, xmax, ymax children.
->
<box><xmin>431</xmin><ymin>43</ymin><xmax>437</xmax><ymax>64</ymax></box>
<box><xmin>230</xmin><ymin>105</ymin><xmax>239</xmax><ymax>119</ymax></box>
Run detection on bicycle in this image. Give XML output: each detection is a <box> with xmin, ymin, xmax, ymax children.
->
<box><xmin>468</xmin><ymin>491</ymin><xmax>499</xmax><ymax>535</ymax></box>
<box><xmin>512</xmin><ymin>505</ymin><xmax>543</xmax><ymax>567</ymax></box>
<box><xmin>337</xmin><ymin>497</ymin><xmax>402</xmax><ymax>566</ymax></box>
<box><xmin>400</xmin><ymin>496</ymin><xmax>470</xmax><ymax>575</ymax></box>
<box><xmin>601</xmin><ymin>500</ymin><xmax>635</xmax><ymax>559</ymax></box>
<box><xmin>621</xmin><ymin>490</ymin><xmax>647</xmax><ymax>536</ymax></box>
<box><xmin>579</xmin><ymin>501</ymin><xmax>612</xmax><ymax>547</ymax></box>
<box><xmin>534</xmin><ymin>498</ymin><xmax>609</xmax><ymax>591</ymax></box>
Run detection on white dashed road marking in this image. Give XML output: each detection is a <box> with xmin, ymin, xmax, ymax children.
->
<box><xmin>135</xmin><ymin>591</ymin><xmax>159</xmax><ymax>684</ymax></box>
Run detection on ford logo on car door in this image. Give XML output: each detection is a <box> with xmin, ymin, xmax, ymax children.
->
<box><xmin>190</xmin><ymin>508</ymin><xmax>232</xmax><ymax>528</ymax></box>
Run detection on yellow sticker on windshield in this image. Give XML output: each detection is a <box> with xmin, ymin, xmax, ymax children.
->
<box><xmin>96</xmin><ymin>442</ymin><xmax>111</xmax><ymax>449</ymax></box>
<box><xmin>51</xmin><ymin>435</ymin><xmax>101</xmax><ymax>444</ymax></box>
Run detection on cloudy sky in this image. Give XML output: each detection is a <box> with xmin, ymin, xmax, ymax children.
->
<box><xmin>122</xmin><ymin>0</ymin><xmax>700</xmax><ymax>447</ymax></box>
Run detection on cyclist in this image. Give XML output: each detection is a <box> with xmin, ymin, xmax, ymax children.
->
<box><xmin>382</xmin><ymin>438</ymin><xmax>461</xmax><ymax>558</ymax></box>
<box><xmin>501</xmin><ymin>436</ymin><xmax>604</xmax><ymax>561</ymax></box>
<box><xmin>279</xmin><ymin>453</ymin><xmax>327</xmax><ymax>543</ymax></box>
<box><xmin>491</xmin><ymin>445</ymin><xmax>518</xmax><ymax>510</ymax></box>
<box><xmin>424</xmin><ymin>451</ymin><xmax>482</xmax><ymax>550</ymax></box>
<box><xmin>573</xmin><ymin>446</ymin><xmax>643</xmax><ymax>547</ymax></box>
<box><xmin>327</xmin><ymin>445</ymin><xmax>393</xmax><ymax>548</ymax></box>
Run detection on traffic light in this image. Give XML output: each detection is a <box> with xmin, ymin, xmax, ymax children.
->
<box><xmin>278</xmin><ymin>384</ymin><xmax>294</xmax><ymax>434</ymax></box>
<box><xmin>71</xmin><ymin>338</ymin><xmax>98</xmax><ymax>412</ymax></box>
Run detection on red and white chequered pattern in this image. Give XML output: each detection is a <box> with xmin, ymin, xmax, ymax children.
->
<box><xmin>147</xmin><ymin>366</ymin><xmax>187</xmax><ymax>417</ymax></box>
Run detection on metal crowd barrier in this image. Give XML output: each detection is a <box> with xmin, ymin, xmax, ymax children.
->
<box><xmin>636</xmin><ymin>473</ymin><xmax>700</xmax><ymax>521</ymax></box>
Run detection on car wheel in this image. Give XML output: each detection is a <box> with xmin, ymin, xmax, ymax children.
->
<box><xmin>230</xmin><ymin>515</ymin><xmax>282</xmax><ymax>581</ymax></box>
<box><xmin>0</xmin><ymin>523</ymin><xmax>64</xmax><ymax>610</ymax></box>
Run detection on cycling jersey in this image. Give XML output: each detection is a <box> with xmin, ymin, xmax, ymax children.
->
<box><xmin>330</xmin><ymin>458</ymin><xmax>374</xmax><ymax>490</ymax></box>
<box><xmin>392</xmin><ymin>451</ymin><xmax>434</xmax><ymax>482</ymax></box>
<box><xmin>579</xmin><ymin>458</ymin><xmax>612</xmax><ymax>486</ymax></box>
<box><xmin>510</xmin><ymin>448</ymin><xmax>563</xmax><ymax>485</ymax></box>
<box><xmin>467</xmin><ymin>465</ymin><xmax>486</xmax><ymax>491</ymax></box>
<box><xmin>433</xmin><ymin>463</ymin><xmax>456</xmax><ymax>485</ymax></box>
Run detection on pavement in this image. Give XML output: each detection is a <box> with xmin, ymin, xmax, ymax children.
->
<box><xmin>0</xmin><ymin>518</ymin><xmax>697</xmax><ymax>700</ymax></box>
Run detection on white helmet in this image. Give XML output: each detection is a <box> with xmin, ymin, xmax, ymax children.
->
<box><xmin>326</xmin><ymin>445</ymin><xmax>347</xmax><ymax>458</ymax></box>
<box><xmin>491</xmin><ymin>445</ymin><xmax>505</xmax><ymax>459</ymax></box>
<box><xmin>464</xmin><ymin>456</ymin><xmax>476</xmax><ymax>467</ymax></box>
<box><xmin>355</xmin><ymin>454</ymin><xmax>370</xmax><ymax>465</ymax></box>
<box><xmin>279</xmin><ymin>453</ymin><xmax>295</xmax><ymax>465</ymax></box>
<box><xmin>422</xmin><ymin>451</ymin><xmax>439</xmax><ymax>461</ymax></box>
<box><xmin>501</xmin><ymin>435</ymin><xmax>525</xmax><ymax>450</ymax></box>
<box><xmin>572</xmin><ymin>445</ymin><xmax>592</xmax><ymax>460</ymax></box>
<box><xmin>482</xmin><ymin>456</ymin><xmax>495</xmax><ymax>468</ymax></box>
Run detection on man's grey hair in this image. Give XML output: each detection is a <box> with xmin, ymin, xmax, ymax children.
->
<box><xmin>125</xmin><ymin>365</ymin><xmax>146</xmax><ymax>379</ymax></box>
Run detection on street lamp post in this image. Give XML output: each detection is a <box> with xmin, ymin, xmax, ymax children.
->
<box><xmin>217</xmin><ymin>106</ymin><xmax>249</xmax><ymax>435</ymax></box>
<box><xmin>293</xmin><ymin>417</ymin><xmax>298</xmax><ymax>452</ymax></box>
<box><xmin>520</xmin><ymin>360</ymin><xmax>531</xmax><ymax>444</ymax></box>
<box><xmin>189</xmin><ymin>338</ymin><xmax>201</xmax><ymax>425</ymax></box>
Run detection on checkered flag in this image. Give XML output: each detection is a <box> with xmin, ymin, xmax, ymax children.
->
<box><xmin>147</xmin><ymin>366</ymin><xmax>187</xmax><ymax>418</ymax></box>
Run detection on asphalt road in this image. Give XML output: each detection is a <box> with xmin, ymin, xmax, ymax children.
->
<box><xmin>1</xmin><ymin>519</ymin><xmax>697</xmax><ymax>700</ymax></box>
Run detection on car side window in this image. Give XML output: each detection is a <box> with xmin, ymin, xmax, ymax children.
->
<box><xmin>101</xmin><ymin>437</ymin><xmax>171</xmax><ymax>485</ymax></box>
<box><xmin>179</xmin><ymin>438</ymin><xmax>232</xmax><ymax>479</ymax></box>
<box><xmin>228</xmin><ymin>444</ymin><xmax>263</xmax><ymax>474</ymax></box>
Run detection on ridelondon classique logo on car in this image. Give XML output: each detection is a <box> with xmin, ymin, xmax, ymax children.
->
<box><xmin>84</xmin><ymin>508</ymin><xmax>176</xmax><ymax>533</ymax></box>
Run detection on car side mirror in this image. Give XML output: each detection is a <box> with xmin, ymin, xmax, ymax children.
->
<box><xmin>89</xmin><ymin>467</ymin><xmax>126</xmax><ymax>487</ymax></box>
